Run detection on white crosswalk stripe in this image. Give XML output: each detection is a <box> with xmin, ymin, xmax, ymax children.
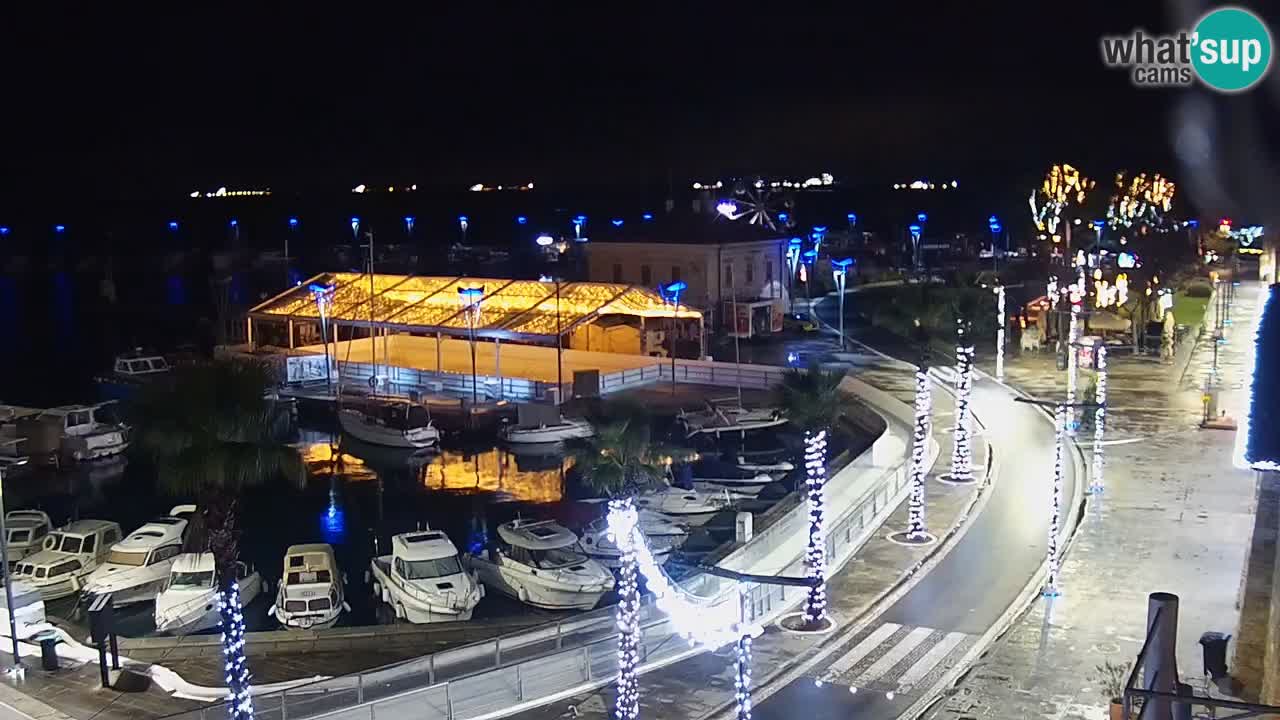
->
<box><xmin>894</xmin><ymin>631</ymin><xmax>968</xmax><ymax>689</ymax></box>
<box><xmin>852</xmin><ymin>626</ymin><xmax>934</xmax><ymax>686</ymax></box>
<box><xmin>819</xmin><ymin>623</ymin><xmax>901</xmax><ymax>681</ymax></box>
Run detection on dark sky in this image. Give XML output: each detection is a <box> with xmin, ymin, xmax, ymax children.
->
<box><xmin>3</xmin><ymin>2</ymin><xmax>1277</xmax><ymax>215</ymax></box>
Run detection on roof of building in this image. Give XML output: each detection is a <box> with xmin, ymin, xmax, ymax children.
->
<box><xmin>250</xmin><ymin>273</ymin><xmax>701</xmax><ymax>342</ymax></box>
<box><xmin>584</xmin><ymin>209</ymin><xmax>786</xmax><ymax>245</ymax></box>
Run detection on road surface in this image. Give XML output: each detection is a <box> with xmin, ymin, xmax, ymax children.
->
<box><xmin>752</xmin><ymin>375</ymin><xmax>1080</xmax><ymax>719</ymax></box>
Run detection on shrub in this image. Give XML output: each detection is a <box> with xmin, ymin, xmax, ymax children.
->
<box><xmin>1183</xmin><ymin>279</ymin><xmax>1213</xmax><ymax>298</ymax></box>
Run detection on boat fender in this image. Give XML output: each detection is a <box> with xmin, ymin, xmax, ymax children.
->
<box><xmin>517</xmin><ymin>586</ymin><xmax>529</xmax><ymax>602</ymax></box>
<box><xmin>364</xmin><ymin>570</ymin><xmax>371</xmax><ymax>584</ymax></box>
<box><xmin>371</xmin><ymin>580</ymin><xmax>381</xmax><ymax>596</ymax></box>
<box><xmin>343</xmin><ymin>601</ymin><xmax>352</xmax><ymax>612</ymax></box>
<box><xmin>394</xmin><ymin>603</ymin><xmax>405</xmax><ymax>620</ymax></box>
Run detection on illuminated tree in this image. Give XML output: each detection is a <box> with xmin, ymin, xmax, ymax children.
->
<box><xmin>1029</xmin><ymin>163</ymin><xmax>1095</xmax><ymax>261</ymax></box>
<box><xmin>1105</xmin><ymin>171</ymin><xmax>1176</xmax><ymax>232</ymax></box>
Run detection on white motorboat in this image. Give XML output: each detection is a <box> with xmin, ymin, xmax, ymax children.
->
<box><xmin>81</xmin><ymin>505</ymin><xmax>196</xmax><ymax>606</ymax></box>
<box><xmin>271</xmin><ymin>544</ymin><xmax>348</xmax><ymax>630</ymax></box>
<box><xmin>5</xmin><ymin>510</ymin><xmax>52</xmax><ymax>566</ymax></box>
<box><xmin>465</xmin><ymin>519</ymin><xmax>613</xmax><ymax>611</ymax></box>
<box><xmin>677</xmin><ymin>404</ymin><xmax>787</xmax><ymax>438</ymax></box>
<box><xmin>686</xmin><ymin>460</ymin><xmax>775</xmax><ymax>490</ymax></box>
<box><xmin>499</xmin><ymin>417</ymin><xmax>594</xmax><ymax>444</ymax></box>
<box><xmin>339</xmin><ymin>398</ymin><xmax>440</xmax><ymax>449</ymax></box>
<box><xmin>734</xmin><ymin>456</ymin><xmax>794</xmax><ymax>474</ymax></box>
<box><xmin>369</xmin><ymin>530</ymin><xmax>484</xmax><ymax>623</ymax></box>
<box><xmin>154</xmin><ymin>553</ymin><xmax>265</xmax><ymax>635</ymax></box>
<box><xmin>18</xmin><ymin>403</ymin><xmax>129</xmax><ymax>461</ymax></box>
<box><xmin>634</xmin><ymin>487</ymin><xmax>732</xmax><ymax>527</ymax></box>
<box><xmin>96</xmin><ymin>352</ymin><xmax>171</xmax><ymax>401</ymax></box>
<box><xmin>11</xmin><ymin>520</ymin><xmax>123</xmax><ymax>600</ymax></box>
<box><xmin>579</xmin><ymin>510</ymin><xmax>689</xmax><ymax>568</ymax></box>
<box><xmin>692</xmin><ymin>481</ymin><xmax>763</xmax><ymax>499</ymax></box>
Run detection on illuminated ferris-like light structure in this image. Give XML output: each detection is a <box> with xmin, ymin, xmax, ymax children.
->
<box><xmin>1106</xmin><ymin>171</ymin><xmax>1177</xmax><ymax>231</ymax></box>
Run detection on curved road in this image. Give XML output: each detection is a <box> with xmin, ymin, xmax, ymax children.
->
<box><xmin>752</xmin><ymin>295</ymin><xmax>1081</xmax><ymax>718</ymax></box>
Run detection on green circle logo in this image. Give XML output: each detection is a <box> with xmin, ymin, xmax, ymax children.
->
<box><xmin>1191</xmin><ymin>7</ymin><xmax>1273</xmax><ymax>92</ymax></box>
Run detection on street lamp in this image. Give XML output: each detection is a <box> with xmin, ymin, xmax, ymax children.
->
<box><xmin>535</xmin><ymin>234</ymin><xmax>555</xmax><ymax>247</ymax></box>
<box><xmin>661</xmin><ymin>281</ymin><xmax>687</xmax><ymax>396</ymax></box>
<box><xmin>572</xmin><ymin>215</ymin><xmax>586</xmax><ymax>240</ymax></box>
<box><xmin>831</xmin><ymin>258</ymin><xmax>853</xmax><ymax>351</ymax></box>
<box><xmin>786</xmin><ymin>238</ymin><xmax>803</xmax><ymax>313</ymax></box>
<box><xmin>988</xmin><ymin>216</ymin><xmax>1002</xmax><ymax>272</ymax></box>
<box><xmin>801</xmin><ymin>249</ymin><xmax>818</xmax><ymax>305</ymax></box>
<box><xmin>457</xmin><ymin>286</ymin><xmax>484</xmax><ymax>406</ymax></box>
<box><xmin>908</xmin><ymin>223</ymin><xmax>923</xmax><ymax>269</ymax></box>
<box><xmin>458</xmin><ymin>215</ymin><xmax>469</xmax><ymax>244</ymax></box>
<box><xmin>811</xmin><ymin>226</ymin><xmax>827</xmax><ymax>256</ymax></box>
<box><xmin>350</xmin><ymin>216</ymin><xmax>360</xmax><ymax>240</ymax></box>
<box><xmin>309</xmin><ymin>284</ymin><xmax>336</xmax><ymax>394</ymax></box>
<box><xmin>404</xmin><ymin>216</ymin><xmax>415</xmax><ymax>235</ymax></box>
<box><xmin>0</xmin><ymin>458</ymin><xmax>29</xmax><ymax>667</ymax></box>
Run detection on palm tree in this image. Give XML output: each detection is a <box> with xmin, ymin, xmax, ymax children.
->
<box><xmin>133</xmin><ymin>359</ymin><xmax>301</xmax><ymax>720</ymax></box>
<box><xmin>776</xmin><ymin>364</ymin><xmax>845</xmax><ymax>629</ymax></box>
<box><xmin>569</xmin><ymin>409</ymin><xmax>673</xmax><ymax>499</ymax></box>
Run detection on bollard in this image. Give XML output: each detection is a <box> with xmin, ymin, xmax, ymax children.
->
<box><xmin>1145</xmin><ymin>592</ymin><xmax>1180</xmax><ymax>720</ymax></box>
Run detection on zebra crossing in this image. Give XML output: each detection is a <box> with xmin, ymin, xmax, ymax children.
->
<box><xmin>815</xmin><ymin>622</ymin><xmax>977</xmax><ymax>694</ymax></box>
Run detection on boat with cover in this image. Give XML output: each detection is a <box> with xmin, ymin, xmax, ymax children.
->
<box><xmin>465</xmin><ymin>519</ymin><xmax>613</xmax><ymax>610</ymax></box>
<box><xmin>369</xmin><ymin>530</ymin><xmax>484</xmax><ymax>623</ymax></box>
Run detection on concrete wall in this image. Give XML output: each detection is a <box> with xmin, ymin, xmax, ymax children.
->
<box><xmin>1234</xmin><ymin>470</ymin><xmax>1279</xmax><ymax>703</ymax></box>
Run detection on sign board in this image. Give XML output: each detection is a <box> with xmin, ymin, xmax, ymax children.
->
<box><xmin>286</xmin><ymin>355</ymin><xmax>334</xmax><ymax>384</ymax></box>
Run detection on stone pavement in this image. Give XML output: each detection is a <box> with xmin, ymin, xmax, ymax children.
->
<box><xmin>925</xmin><ymin>282</ymin><xmax>1264</xmax><ymax>720</ymax></box>
<box><xmin>506</xmin><ymin>363</ymin><xmax>988</xmax><ymax>720</ymax></box>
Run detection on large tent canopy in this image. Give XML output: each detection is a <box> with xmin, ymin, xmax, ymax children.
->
<box><xmin>250</xmin><ymin>273</ymin><xmax>702</xmax><ymax>342</ymax></box>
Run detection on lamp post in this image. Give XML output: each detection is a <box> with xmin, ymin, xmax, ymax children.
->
<box><xmin>457</xmin><ymin>286</ymin><xmax>484</xmax><ymax>406</ymax></box>
<box><xmin>811</xmin><ymin>226</ymin><xmax>827</xmax><ymax>256</ymax></box>
<box><xmin>988</xmin><ymin>216</ymin><xmax>1002</xmax><ymax>273</ymax></box>
<box><xmin>662</xmin><ymin>281</ymin><xmax>687</xmax><ymax>397</ymax></box>
<box><xmin>404</xmin><ymin>216</ymin><xmax>415</xmax><ymax>236</ymax></box>
<box><xmin>1088</xmin><ymin>341</ymin><xmax>1108</xmax><ymax>494</ymax></box>
<box><xmin>309</xmin><ymin>284</ymin><xmax>336</xmax><ymax>394</ymax></box>
<box><xmin>459</xmin><ymin>215</ymin><xmax>469</xmax><ymax>245</ymax></box>
<box><xmin>908</xmin><ymin>223</ymin><xmax>923</xmax><ymax>270</ymax></box>
<box><xmin>286</xmin><ymin>217</ymin><xmax>298</xmax><ymax>286</ymax></box>
<box><xmin>572</xmin><ymin>215</ymin><xmax>586</xmax><ymax>241</ymax></box>
<box><xmin>0</xmin><ymin>459</ymin><xmax>28</xmax><ymax>667</ymax></box>
<box><xmin>832</xmin><ymin>258</ymin><xmax>853</xmax><ymax>351</ymax></box>
<box><xmin>801</xmin><ymin>249</ymin><xmax>817</xmax><ymax>306</ymax></box>
<box><xmin>786</xmin><ymin>238</ymin><xmax>802</xmax><ymax>313</ymax></box>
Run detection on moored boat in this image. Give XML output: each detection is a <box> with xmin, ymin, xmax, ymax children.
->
<box><xmin>465</xmin><ymin>519</ymin><xmax>613</xmax><ymax>611</ymax></box>
<box><xmin>369</xmin><ymin>530</ymin><xmax>484</xmax><ymax>623</ymax></box>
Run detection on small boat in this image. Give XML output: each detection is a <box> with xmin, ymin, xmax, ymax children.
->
<box><xmin>4</xmin><ymin>510</ymin><xmax>52</xmax><ymax>566</ymax></box>
<box><xmin>579</xmin><ymin>510</ymin><xmax>690</xmax><ymax>568</ymax></box>
<box><xmin>11</xmin><ymin>520</ymin><xmax>124</xmax><ymax>600</ymax></box>
<box><xmin>499</xmin><ymin>417</ymin><xmax>594</xmax><ymax>444</ymax></box>
<box><xmin>271</xmin><ymin>543</ymin><xmax>348</xmax><ymax>630</ymax></box>
<box><xmin>17</xmin><ymin>403</ymin><xmax>129</xmax><ymax>462</ymax></box>
<box><xmin>95</xmin><ymin>351</ymin><xmax>171</xmax><ymax>402</ymax></box>
<box><xmin>81</xmin><ymin>505</ymin><xmax>197</xmax><ymax>606</ymax></box>
<box><xmin>734</xmin><ymin>456</ymin><xmax>794</xmax><ymax>474</ymax></box>
<box><xmin>692</xmin><ymin>481</ymin><xmax>763</xmax><ymax>499</ymax></box>
<box><xmin>634</xmin><ymin>487</ymin><xmax>733</xmax><ymax>527</ymax></box>
<box><xmin>687</xmin><ymin>459</ymin><xmax>776</xmax><ymax>490</ymax></box>
<box><xmin>369</xmin><ymin>530</ymin><xmax>484</xmax><ymax>623</ymax></box>
<box><xmin>339</xmin><ymin>398</ymin><xmax>440</xmax><ymax>449</ymax></box>
<box><xmin>154</xmin><ymin>553</ymin><xmax>266</xmax><ymax>635</ymax></box>
<box><xmin>677</xmin><ymin>403</ymin><xmax>787</xmax><ymax>438</ymax></box>
<box><xmin>465</xmin><ymin>519</ymin><xmax>613</xmax><ymax>611</ymax></box>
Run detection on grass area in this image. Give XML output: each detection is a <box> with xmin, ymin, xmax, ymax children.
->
<box><xmin>1171</xmin><ymin>292</ymin><xmax>1210</xmax><ymax>326</ymax></box>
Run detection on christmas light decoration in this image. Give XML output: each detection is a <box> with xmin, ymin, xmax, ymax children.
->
<box><xmin>994</xmin><ymin>285</ymin><xmax>1006</xmax><ymax>381</ymax></box>
<box><xmin>1045</xmin><ymin>404</ymin><xmax>1065</xmax><ymax>597</ymax></box>
<box><xmin>734</xmin><ymin>634</ymin><xmax>753</xmax><ymax>720</ymax></box>
<box><xmin>609</xmin><ymin>498</ymin><xmax>641</xmax><ymax>720</ymax></box>
<box><xmin>220</xmin><ymin>583</ymin><xmax>254</xmax><ymax>720</ymax></box>
<box><xmin>907</xmin><ymin>368</ymin><xmax>932</xmax><ymax>538</ymax></box>
<box><xmin>802</xmin><ymin>429</ymin><xmax>829</xmax><ymax>624</ymax></box>
<box><xmin>1089</xmin><ymin>345</ymin><xmax>1108</xmax><ymax>494</ymax></box>
<box><xmin>1065</xmin><ymin>285</ymin><xmax>1082</xmax><ymax>433</ymax></box>
<box><xmin>1239</xmin><ymin>283</ymin><xmax>1280</xmax><ymax>470</ymax></box>
<box><xmin>942</xmin><ymin>318</ymin><xmax>975</xmax><ymax>483</ymax></box>
<box><xmin>1029</xmin><ymin>164</ymin><xmax>1094</xmax><ymax>238</ymax></box>
<box><xmin>1105</xmin><ymin>171</ymin><xmax>1176</xmax><ymax>230</ymax></box>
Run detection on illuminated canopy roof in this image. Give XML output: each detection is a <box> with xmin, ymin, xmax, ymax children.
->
<box><xmin>249</xmin><ymin>273</ymin><xmax>702</xmax><ymax>342</ymax></box>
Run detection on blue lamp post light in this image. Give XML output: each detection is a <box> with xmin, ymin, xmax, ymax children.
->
<box><xmin>802</xmin><ymin>249</ymin><xmax>818</xmax><ymax>303</ymax></box>
<box><xmin>660</xmin><ymin>281</ymin><xmax>688</xmax><ymax>396</ymax></box>
<box><xmin>786</xmin><ymin>238</ymin><xmax>803</xmax><ymax>313</ymax></box>
<box><xmin>350</xmin><ymin>216</ymin><xmax>360</xmax><ymax>239</ymax></box>
<box><xmin>288</xmin><ymin>217</ymin><xmax>299</xmax><ymax>229</ymax></box>
<box><xmin>811</xmin><ymin>226</ymin><xmax>828</xmax><ymax>255</ymax></box>
<box><xmin>459</xmin><ymin>215</ymin><xmax>469</xmax><ymax>244</ymax></box>
<box><xmin>642</xmin><ymin>213</ymin><xmax>654</xmax><ymax>221</ymax></box>
<box><xmin>572</xmin><ymin>215</ymin><xmax>587</xmax><ymax>240</ymax></box>
<box><xmin>516</xmin><ymin>215</ymin><xmax>528</xmax><ymax>226</ymax></box>
<box><xmin>988</xmin><ymin>215</ymin><xmax>1003</xmax><ymax>271</ymax></box>
<box><xmin>54</xmin><ymin>224</ymin><xmax>66</xmax><ymax>234</ymax></box>
<box><xmin>404</xmin><ymin>216</ymin><xmax>415</xmax><ymax>234</ymax></box>
<box><xmin>832</xmin><ymin>258</ymin><xmax>854</xmax><ymax>350</ymax></box>
<box><xmin>846</xmin><ymin>212</ymin><xmax>858</xmax><ymax>228</ymax></box>
<box><xmin>0</xmin><ymin>227</ymin><xmax>9</xmax><ymax>237</ymax></box>
<box><xmin>308</xmin><ymin>283</ymin><xmax>336</xmax><ymax>393</ymax></box>
<box><xmin>778</xmin><ymin>211</ymin><xmax>791</xmax><ymax>226</ymax></box>
<box><xmin>611</xmin><ymin>218</ymin><xmax>625</xmax><ymax>227</ymax></box>
<box><xmin>909</xmin><ymin>223</ymin><xmax>923</xmax><ymax>269</ymax></box>
<box><xmin>168</xmin><ymin>221</ymin><xmax>179</xmax><ymax>232</ymax></box>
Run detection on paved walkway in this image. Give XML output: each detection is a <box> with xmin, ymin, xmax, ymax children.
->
<box><xmin>926</xmin><ymin>282</ymin><xmax>1264</xmax><ymax>720</ymax></box>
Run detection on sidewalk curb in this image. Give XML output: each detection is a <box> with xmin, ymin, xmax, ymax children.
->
<box><xmin>702</xmin><ymin>394</ymin><xmax>999</xmax><ymax>720</ymax></box>
<box><xmin>898</xmin><ymin>373</ymin><xmax>1090</xmax><ymax>720</ymax></box>
<box><xmin>0</xmin><ymin>675</ymin><xmax>79</xmax><ymax>720</ymax></box>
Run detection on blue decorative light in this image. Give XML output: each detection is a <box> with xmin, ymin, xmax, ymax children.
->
<box><xmin>778</xmin><ymin>212</ymin><xmax>791</xmax><ymax>223</ymax></box>
<box><xmin>612</xmin><ymin>218</ymin><xmax>624</xmax><ymax>227</ymax></box>
<box><xmin>909</xmin><ymin>223</ymin><xmax>922</xmax><ymax>235</ymax></box>
<box><xmin>516</xmin><ymin>215</ymin><xmax>528</xmax><ymax>225</ymax></box>
<box><xmin>288</xmin><ymin>217</ymin><xmax>299</xmax><ymax>228</ymax></box>
<box><xmin>642</xmin><ymin>213</ymin><xmax>654</xmax><ymax>221</ymax></box>
<box><xmin>404</xmin><ymin>216</ymin><xmax>415</xmax><ymax>233</ymax></box>
<box><xmin>661</xmin><ymin>280</ymin><xmax>687</xmax><ymax>305</ymax></box>
<box><xmin>812</xmin><ymin>226</ymin><xmax>827</xmax><ymax>235</ymax></box>
<box><xmin>847</xmin><ymin>213</ymin><xmax>858</xmax><ymax>224</ymax></box>
<box><xmin>54</xmin><ymin>224</ymin><xmax>66</xmax><ymax>233</ymax></box>
<box><xmin>831</xmin><ymin>258</ymin><xmax>854</xmax><ymax>271</ymax></box>
<box><xmin>229</xmin><ymin>219</ymin><xmax>237</xmax><ymax>228</ymax></box>
<box><xmin>917</xmin><ymin>212</ymin><xmax>928</xmax><ymax>224</ymax></box>
<box><xmin>350</xmin><ymin>216</ymin><xmax>360</xmax><ymax>235</ymax></box>
<box><xmin>0</xmin><ymin>227</ymin><xmax>9</xmax><ymax>236</ymax></box>
<box><xmin>802</xmin><ymin>249</ymin><xmax>818</xmax><ymax>264</ymax></box>
<box><xmin>1187</xmin><ymin>219</ymin><xmax>1199</xmax><ymax>228</ymax></box>
<box><xmin>168</xmin><ymin>221</ymin><xmax>179</xmax><ymax>231</ymax></box>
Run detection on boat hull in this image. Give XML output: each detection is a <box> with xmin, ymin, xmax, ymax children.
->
<box><xmin>466</xmin><ymin>557</ymin><xmax>608</xmax><ymax>611</ymax></box>
<box><xmin>499</xmin><ymin>424</ymin><xmax>594</xmax><ymax>444</ymax></box>
<box><xmin>369</xmin><ymin>559</ymin><xmax>481</xmax><ymax>624</ymax></box>
<box><xmin>339</xmin><ymin>410</ymin><xmax>438</xmax><ymax>449</ymax></box>
<box><xmin>154</xmin><ymin>573</ymin><xmax>264</xmax><ymax>635</ymax></box>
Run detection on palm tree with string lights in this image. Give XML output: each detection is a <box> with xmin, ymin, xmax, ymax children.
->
<box><xmin>776</xmin><ymin>363</ymin><xmax>845</xmax><ymax>631</ymax></box>
<box><xmin>133</xmin><ymin>360</ymin><xmax>302</xmax><ymax>720</ymax></box>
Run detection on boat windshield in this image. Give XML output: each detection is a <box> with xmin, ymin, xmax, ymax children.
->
<box><xmin>170</xmin><ymin>570</ymin><xmax>214</xmax><ymax>588</ymax></box>
<box><xmin>530</xmin><ymin>546</ymin><xmax>588</xmax><ymax>569</ymax></box>
<box><xmin>403</xmin><ymin>556</ymin><xmax>462</xmax><ymax>579</ymax></box>
<box><xmin>8</xmin><ymin>530</ymin><xmax>29</xmax><ymax>543</ymax></box>
<box><xmin>59</xmin><ymin>535</ymin><xmax>83</xmax><ymax>554</ymax></box>
<box><xmin>106</xmin><ymin>549</ymin><xmax>147</xmax><ymax>567</ymax></box>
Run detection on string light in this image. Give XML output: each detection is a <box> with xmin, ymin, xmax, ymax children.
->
<box><xmin>802</xmin><ymin>429</ymin><xmax>829</xmax><ymax>624</ymax></box>
<box><xmin>1045</xmin><ymin>405</ymin><xmax>1065</xmax><ymax>597</ymax></box>
<box><xmin>942</xmin><ymin>319</ymin><xmax>975</xmax><ymax>483</ymax></box>
<box><xmin>734</xmin><ymin>634</ymin><xmax>753</xmax><ymax>720</ymax></box>
<box><xmin>220</xmin><ymin>582</ymin><xmax>254</xmax><ymax>720</ymax></box>
<box><xmin>1065</xmin><ymin>285</ymin><xmax>1082</xmax><ymax>433</ymax></box>
<box><xmin>906</xmin><ymin>368</ymin><xmax>932</xmax><ymax>539</ymax></box>
<box><xmin>609</xmin><ymin>499</ymin><xmax>641</xmax><ymax>720</ymax></box>
<box><xmin>1089</xmin><ymin>345</ymin><xmax>1108</xmax><ymax>494</ymax></box>
<box><xmin>994</xmin><ymin>285</ymin><xmax>1006</xmax><ymax>381</ymax></box>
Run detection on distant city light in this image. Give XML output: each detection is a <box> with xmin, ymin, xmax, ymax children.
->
<box><xmin>612</xmin><ymin>218</ymin><xmax>625</xmax><ymax>227</ymax></box>
<box><xmin>54</xmin><ymin>224</ymin><xmax>66</xmax><ymax>233</ymax></box>
<box><xmin>288</xmin><ymin>217</ymin><xmax>299</xmax><ymax>228</ymax></box>
<box><xmin>536</xmin><ymin>234</ymin><xmax>555</xmax><ymax>247</ymax></box>
<box><xmin>352</xmin><ymin>184</ymin><xmax>367</xmax><ymax>193</ymax></box>
<box><xmin>642</xmin><ymin>213</ymin><xmax>654</xmax><ymax>221</ymax></box>
<box><xmin>1117</xmin><ymin>252</ymin><xmax>1137</xmax><ymax>268</ymax></box>
<box><xmin>191</xmin><ymin>186</ymin><xmax>271</xmax><ymax>198</ymax></box>
<box><xmin>716</xmin><ymin>200</ymin><xmax>738</xmax><ymax>218</ymax></box>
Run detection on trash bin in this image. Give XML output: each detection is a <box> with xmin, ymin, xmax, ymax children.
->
<box><xmin>1199</xmin><ymin>631</ymin><xmax>1230</xmax><ymax>679</ymax></box>
<box><xmin>39</xmin><ymin>636</ymin><xmax>59</xmax><ymax>671</ymax></box>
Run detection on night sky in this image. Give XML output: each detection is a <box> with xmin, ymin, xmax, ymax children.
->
<box><xmin>3</xmin><ymin>2</ymin><xmax>1278</xmax><ymax>219</ymax></box>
